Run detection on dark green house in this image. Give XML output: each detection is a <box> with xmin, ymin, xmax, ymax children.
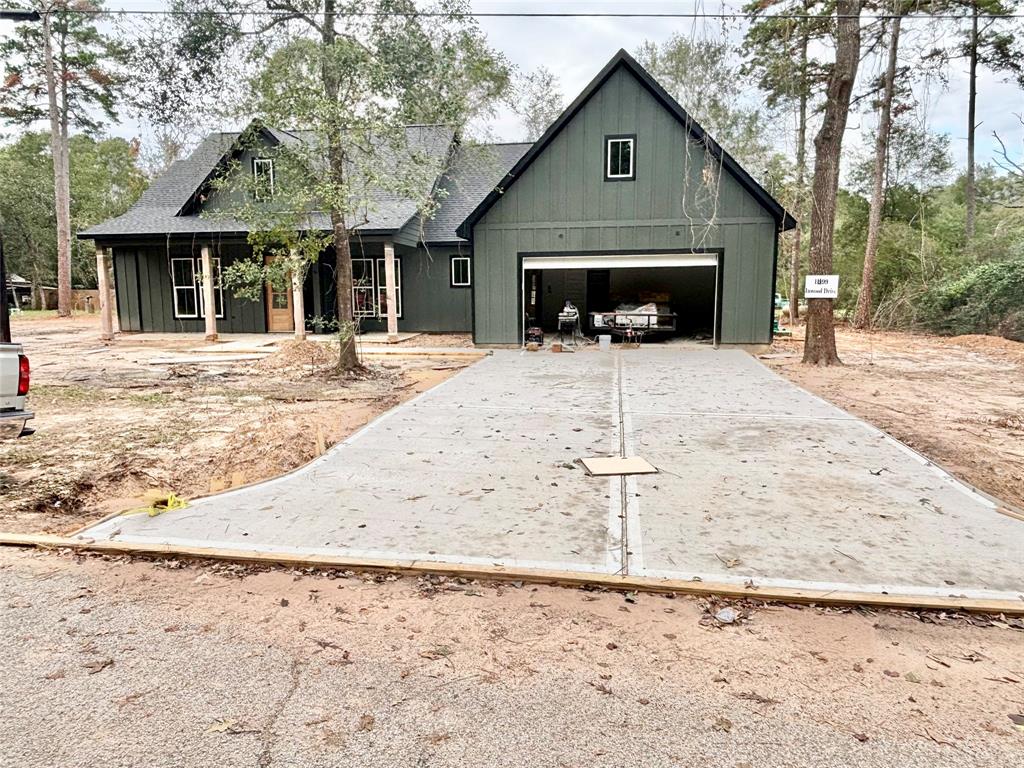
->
<box><xmin>82</xmin><ymin>50</ymin><xmax>794</xmax><ymax>345</ymax></box>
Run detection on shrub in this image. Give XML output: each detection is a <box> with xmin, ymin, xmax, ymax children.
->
<box><xmin>917</xmin><ymin>258</ymin><xmax>1024</xmax><ymax>340</ymax></box>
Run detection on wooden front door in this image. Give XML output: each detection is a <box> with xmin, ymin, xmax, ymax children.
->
<box><xmin>265</xmin><ymin>257</ymin><xmax>294</xmax><ymax>333</ymax></box>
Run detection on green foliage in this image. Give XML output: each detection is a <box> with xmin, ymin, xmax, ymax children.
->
<box><xmin>0</xmin><ymin>1</ymin><xmax>122</xmax><ymax>132</ymax></box>
<box><xmin>183</xmin><ymin>0</ymin><xmax>510</xmax><ymax>324</ymax></box>
<box><xmin>826</xmin><ymin>162</ymin><xmax>1024</xmax><ymax>331</ymax></box>
<box><xmin>118</xmin><ymin>0</ymin><xmax>241</xmax><ymax>169</ymax></box>
<box><xmin>0</xmin><ymin>132</ymin><xmax>146</xmax><ymax>291</ymax></box>
<box><xmin>740</xmin><ymin>0</ymin><xmax>833</xmax><ymax>108</ymax></box>
<box><xmin>917</xmin><ymin>258</ymin><xmax>1024</xmax><ymax>339</ymax></box>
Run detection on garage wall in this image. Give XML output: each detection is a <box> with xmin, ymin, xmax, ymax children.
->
<box><xmin>470</xmin><ymin>64</ymin><xmax>777</xmax><ymax>345</ymax></box>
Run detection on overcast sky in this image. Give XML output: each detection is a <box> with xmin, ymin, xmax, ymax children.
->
<box><xmin>4</xmin><ymin>1</ymin><xmax>1023</xmax><ymax>178</ymax></box>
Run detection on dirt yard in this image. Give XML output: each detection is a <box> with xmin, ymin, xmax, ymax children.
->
<box><xmin>766</xmin><ymin>326</ymin><xmax>1024</xmax><ymax>512</ymax></box>
<box><xmin>0</xmin><ymin>315</ymin><xmax>475</xmax><ymax>535</ymax></box>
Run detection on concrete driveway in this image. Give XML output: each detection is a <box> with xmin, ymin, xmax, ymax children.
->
<box><xmin>77</xmin><ymin>348</ymin><xmax>1024</xmax><ymax>601</ymax></box>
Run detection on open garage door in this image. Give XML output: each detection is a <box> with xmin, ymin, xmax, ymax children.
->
<box><xmin>521</xmin><ymin>252</ymin><xmax>721</xmax><ymax>346</ymax></box>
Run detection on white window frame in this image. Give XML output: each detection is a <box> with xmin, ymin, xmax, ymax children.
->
<box><xmin>253</xmin><ymin>157</ymin><xmax>275</xmax><ymax>201</ymax></box>
<box><xmin>197</xmin><ymin>256</ymin><xmax>225</xmax><ymax>320</ymax></box>
<box><xmin>605</xmin><ymin>137</ymin><xmax>635</xmax><ymax>179</ymax></box>
<box><xmin>352</xmin><ymin>257</ymin><xmax>376</xmax><ymax>318</ymax></box>
<box><xmin>173</xmin><ymin>256</ymin><xmax>225</xmax><ymax>320</ymax></box>
<box><xmin>450</xmin><ymin>255</ymin><xmax>471</xmax><ymax>287</ymax></box>
<box><xmin>376</xmin><ymin>257</ymin><xmax>403</xmax><ymax>319</ymax></box>
<box><xmin>349</xmin><ymin>256</ymin><xmax>404</xmax><ymax>320</ymax></box>
<box><xmin>171</xmin><ymin>257</ymin><xmax>198</xmax><ymax>319</ymax></box>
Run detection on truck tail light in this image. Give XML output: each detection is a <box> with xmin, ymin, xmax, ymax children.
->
<box><xmin>17</xmin><ymin>354</ymin><xmax>29</xmax><ymax>396</ymax></box>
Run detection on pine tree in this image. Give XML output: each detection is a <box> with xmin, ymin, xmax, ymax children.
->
<box><xmin>0</xmin><ymin>1</ymin><xmax>121</xmax><ymax>317</ymax></box>
<box><xmin>743</xmin><ymin>0</ymin><xmax>833</xmax><ymax>326</ymax></box>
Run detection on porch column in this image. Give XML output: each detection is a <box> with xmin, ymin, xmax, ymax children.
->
<box><xmin>109</xmin><ymin>249</ymin><xmax>120</xmax><ymax>334</ymax></box>
<box><xmin>96</xmin><ymin>246</ymin><xmax>113</xmax><ymax>341</ymax></box>
<box><xmin>383</xmin><ymin>240</ymin><xmax>398</xmax><ymax>342</ymax></box>
<box><xmin>291</xmin><ymin>248</ymin><xmax>306</xmax><ymax>341</ymax></box>
<box><xmin>200</xmin><ymin>245</ymin><xmax>218</xmax><ymax>341</ymax></box>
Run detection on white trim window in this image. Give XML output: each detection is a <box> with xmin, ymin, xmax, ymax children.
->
<box><xmin>605</xmin><ymin>136</ymin><xmax>635</xmax><ymax>180</ymax></box>
<box><xmin>450</xmin><ymin>255</ymin><xmax>471</xmax><ymax>287</ymax></box>
<box><xmin>350</xmin><ymin>256</ymin><xmax>403</xmax><ymax>319</ymax></box>
<box><xmin>197</xmin><ymin>257</ymin><xmax>225</xmax><ymax>319</ymax></box>
<box><xmin>376</xmin><ymin>257</ymin><xmax>403</xmax><ymax>318</ymax></box>
<box><xmin>172</xmin><ymin>257</ymin><xmax>225</xmax><ymax>320</ymax></box>
<box><xmin>352</xmin><ymin>258</ymin><xmax>376</xmax><ymax>318</ymax></box>
<box><xmin>171</xmin><ymin>258</ymin><xmax>198</xmax><ymax>318</ymax></box>
<box><xmin>253</xmin><ymin>157</ymin><xmax>275</xmax><ymax>201</ymax></box>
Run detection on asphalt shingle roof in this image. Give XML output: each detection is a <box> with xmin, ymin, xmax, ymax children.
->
<box><xmin>417</xmin><ymin>142</ymin><xmax>531</xmax><ymax>243</ymax></box>
<box><xmin>81</xmin><ymin>125</ymin><xmax>479</xmax><ymax>241</ymax></box>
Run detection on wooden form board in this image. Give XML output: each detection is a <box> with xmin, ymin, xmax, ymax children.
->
<box><xmin>2</xmin><ymin>532</ymin><xmax>1020</xmax><ymax>616</ymax></box>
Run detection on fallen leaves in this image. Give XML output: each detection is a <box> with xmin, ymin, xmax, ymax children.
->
<box><xmin>83</xmin><ymin>658</ymin><xmax>114</xmax><ymax>675</ymax></box>
<box><xmin>207</xmin><ymin>718</ymin><xmax>238</xmax><ymax>734</ymax></box>
<box><xmin>733</xmin><ymin>691</ymin><xmax>780</xmax><ymax>706</ymax></box>
<box><xmin>419</xmin><ymin>646</ymin><xmax>453</xmax><ymax>661</ymax></box>
<box><xmin>715</xmin><ymin>554</ymin><xmax>741</xmax><ymax>569</ymax></box>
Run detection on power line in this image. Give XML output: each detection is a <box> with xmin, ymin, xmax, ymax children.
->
<box><xmin>7</xmin><ymin>6</ymin><xmax>1024</xmax><ymax>22</ymax></box>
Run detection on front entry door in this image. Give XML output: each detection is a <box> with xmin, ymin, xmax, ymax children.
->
<box><xmin>265</xmin><ymin>257</ymin><xmax>294</xmax><ymax>333</ymax></box>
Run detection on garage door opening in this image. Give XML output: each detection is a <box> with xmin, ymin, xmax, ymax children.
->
<box><xmin>521</xmin><ymin>252</ymin><xmax>721</xmax><ymax>346</ymax></box>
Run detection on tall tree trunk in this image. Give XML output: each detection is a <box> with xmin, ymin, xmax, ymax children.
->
<box><xmin>965</xmin><ymin>1</ymin><xmax>978</xmax><ymax>256</ymax></box>
<box><xmin>43</xmin><ymin>11</ymin><xmax>73</xmax><ymax>318</ymax></box>
<box><xmin>31</xmin><ymin>266</ymin><xmax>42</xmax><ymax>311</ymax></box>
<box><xmin>330</xmin><ymin>215</ymin><xmax>359</xmax><ymax>369</ymax></box>
<box><xmin>789</xmin><ymin>22</ymin><xmax>811</xmax><ymax>327</ymax></box>
<box><xmin>321</xmin><ymin>0</ymin><xmax>359</xmax><ymax>371</ymax></box>
<box><xmin>854</xmin><ymin>13</ymin><xmax>901</xmax><ymax>329</ymax></box>
<box><xmin>803</xmin><ymin>0</ymin><xmax>862</xmax><ymax>365</ymax></box>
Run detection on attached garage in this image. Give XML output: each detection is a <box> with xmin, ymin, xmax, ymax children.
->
<box><xmin>520</xmin><ymin>251</ymin><xmax>722</xmax><ymax>344</ymax></box>
<box><xmin>457</xmin><ymin>50</ymin><xmax>795</xmax><ymax>347</ymax></box>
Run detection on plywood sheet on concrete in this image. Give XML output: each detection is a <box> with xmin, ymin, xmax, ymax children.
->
<box><xmin>580</xmin><ymin>456</ymin><xmax>658</xmax><ymax>476</ymax></box>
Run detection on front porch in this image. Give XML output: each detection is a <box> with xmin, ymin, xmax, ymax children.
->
<box><xmin>101</xmin><ymin>236</ymin><xmax>472</xmax><ymax>340</ymax></box>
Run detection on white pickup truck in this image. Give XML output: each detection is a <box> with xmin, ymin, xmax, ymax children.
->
<box><xmin>0</xmin><ymin>342</ymin><xmax>32</xmax><ymax>437</ymax></box>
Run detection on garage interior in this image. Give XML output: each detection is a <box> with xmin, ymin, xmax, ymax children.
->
<box><xmin>522</xmin><ymin>254</ymin><xmax>720</xmax><ymax>345</ymax></box>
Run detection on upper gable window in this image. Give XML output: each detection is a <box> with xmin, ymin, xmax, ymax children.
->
<box><xmin>253</xmin><ymin>157</ymin><xmax>274</xmax><ymax>201</ymax></box>
<box><xmin>605</xmin><ymin>135</ymin><xmax>635</xmax><ymax>181</ymax></box>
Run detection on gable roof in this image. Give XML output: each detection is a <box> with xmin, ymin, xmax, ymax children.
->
<box><xmin>412</xmin><ymin>141</ymin><xmax>532</xmax><ymax>243</ymax></box>
<box><xmin>456</xmin><ymin>49</ymin><xmax>796</xmax><ymax>240</ymax></box>
<box><xmin>80</xmin><ymin>124</ymin><xmax>459</xmax><ymax>240</ymax></box>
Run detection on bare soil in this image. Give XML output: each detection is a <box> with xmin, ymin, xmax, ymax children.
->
<box><xmin>765</xmin><ymin>326</ymin><xmax>1024</xmax><ymax>511</ymax></box>
<box><xmin>0</xmin><ymin>315</ymin><xmax>475</xmax><ymax>535</ymax></box>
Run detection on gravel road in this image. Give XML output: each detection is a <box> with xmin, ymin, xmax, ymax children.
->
<box><xmin>1</xmin><ymin>547</ymin><xmax>1021</xmax><ymax>767</ymax></box>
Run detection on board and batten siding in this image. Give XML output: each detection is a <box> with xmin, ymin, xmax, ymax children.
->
<box><xmin>347</xmin><ymin>244</ymin><xmax>473</xmax><ymax>334</ymax></box>
<box><xmin>469</xmin><ymin>66</ymin><xmax>778</xmax><ymax>345</ymax></box>
<box><xmin>111</xmin><ymin>241</ymin><xmax>266</xmax><ymax>333</ymax></box>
